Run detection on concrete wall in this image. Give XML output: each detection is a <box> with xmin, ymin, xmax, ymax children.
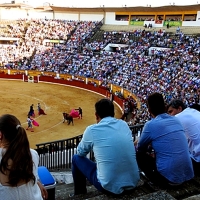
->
<box><xmin>0</xmin><ymin>8</ymin><xmax>54</xmax><ymax>20</ymax></box>
<box><xmin>28</xmin><ymin>10</ymin><xmax>53</xmax><ymax>19</ymax></box>
<box><xmin>196</xmin><ymin>11</ymin><xmax>200</xmax><ymax>21</ymax></box>
<box><xmin>0</xmin><ymin>8</ymin><xmax>27</xmax><ymax>20</ymax></box>
<box><xmin>105</xmin><ymin>12</ymin><xmax>129</xmax><ymax>25</ymax></box>
<box><xmin>182</xmin><ymin>21</ymin><xmax>200</xmax><ymax>26</ymax></box>
<box><xmin>54</xmin><ymin>12</ymin><xmax>79</xmax><ymax>20</ymax></box>
<box><xmin>79</xmin><ymin>13</ymin><xmax>104</xmax><ymax>21</ymax></box>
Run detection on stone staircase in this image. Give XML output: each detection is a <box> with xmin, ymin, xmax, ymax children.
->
<box><xmin>50</xmin><ymin>170</ymin><xmax>200</xmax><ymax>200</ymax></box>
<box><xmin>89</xmin><ymin>30</ymin><xmax>104</xmax><ymax>42</ymax></box>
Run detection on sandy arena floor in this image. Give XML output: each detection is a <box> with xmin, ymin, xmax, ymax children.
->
<box><xmin>0</xmin><ymin>80</ymin><xmax>122</xmax><ymax>149</ymax></box>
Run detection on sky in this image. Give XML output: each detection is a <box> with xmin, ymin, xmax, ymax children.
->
<box><xmin>1</xmin><ymin>0</ymin><xmax>200</xmax><ymax>7</ymax></box>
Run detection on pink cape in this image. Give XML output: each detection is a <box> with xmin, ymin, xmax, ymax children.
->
<box><xmin>32</xmin><ymin>119</ymin><xmax>39</xmax><ymax>126</ymax></box>
<box><xmin>70</xmin><ymin>109</ymin><xmax>79</xmax><ymax>118</ymax></box>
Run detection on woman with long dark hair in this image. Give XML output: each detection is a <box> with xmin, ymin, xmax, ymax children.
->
<box><xmin>0</xmin><ymin>114</ymin><xmax>46</xmax><ymax>199</ymax></box>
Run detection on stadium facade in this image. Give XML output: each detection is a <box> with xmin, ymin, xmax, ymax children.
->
<box><xmin>0</xmin><ymin>3</ymin><xmax>200</xmax><ymax>27</ymax></box>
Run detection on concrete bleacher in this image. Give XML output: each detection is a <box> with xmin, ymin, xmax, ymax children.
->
<box><xmin>44</xmin><ymin>24</ymin><xmax>200</xmax><ymax>200</ymax></box>
<box><xmin>50</xmin><ymin>167</ymin><xmax>200</xmax><ymax>200</ymax></box>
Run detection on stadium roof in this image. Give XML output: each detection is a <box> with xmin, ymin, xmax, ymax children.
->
<box><xmin>50</xmin><ymin>4</ymin><xmax>200</xmax><ymax>12</ymax></box>
<box><xmin>1</xmin><ymin>3</ymin><xmax>200</xmax><ymax>12</ymax></box>
<box><xmin>0</xmin><ymin>3</ymin><xmax>33</xmax><ymax>9</ymax></box>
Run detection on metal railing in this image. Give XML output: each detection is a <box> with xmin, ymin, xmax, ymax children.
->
<box><xmin>35</xmin><ymin>124</ymin><xmax>144</xmax><ymax>170</ymax></box>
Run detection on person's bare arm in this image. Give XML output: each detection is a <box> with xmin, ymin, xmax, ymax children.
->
<box><xmin>37</xmin><ymin>181</ymin><xmax>48</xmax><ymax>200</ymax></box>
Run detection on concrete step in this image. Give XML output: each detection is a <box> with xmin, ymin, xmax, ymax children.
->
<box><xmin>49</xmin><ymin>170</ymin><xmax>200</xmax><ymax>200</ymax></box>
<box><xmin>54</xmin><ymin>182</ymin><xmax>176</xmax><ymax>200</ymax></box>
<box><xmin>50</xmin><ymin>170</ymin><xmax>73</xmax><ymax>185</ymax></box>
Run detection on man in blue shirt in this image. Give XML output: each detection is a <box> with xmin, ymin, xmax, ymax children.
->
<box><xmin>71</xmin><ymin>98</ymin><xmax>140</xmax><ymax>196</ymax></box>
<box><xmin>137</xmin><ymin>93</ymin><xmax>194</xmax><ymax>187</ymax></box>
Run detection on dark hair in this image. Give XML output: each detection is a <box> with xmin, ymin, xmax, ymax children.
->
<box><xmin>95</xmin><ymin>99</ymin><xmax>115</xmax><ymax>119</ymax></box>
<box><xmin>167</xmin><ymin>99</ymin><xmax>186</xmax><ymax>111</ymax></box>
<box><xmin>147</xmin><ymin>93</ymin><xmax>165</xmax><ymax>116</ymax></box>
<box><xmin>190</xmin><ymin>103</ymin><xmax>200</xmax><ymax>112</ymax></box>
<box><xmin>0</xmin><ymin>114</ymin><xmax>35</xmax><ymax>186</ymax></box>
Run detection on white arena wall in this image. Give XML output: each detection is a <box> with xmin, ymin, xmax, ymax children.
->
<box><xmin>182</xmin><ymin>21</ymin><xmax>200</xmax><ymax>26</ymax></box>
<box><xmin>105</xmin><ymin>12</ymin><xmax>129</xmax><ymax>25</ymax></box>
<box><xmin>28</xmin><ymin>10</ymin><xmax>54</xmax><ymax>19</ymax></box>
<box><xmin>54</xmin><ymin>12</ymin><xmax>79</xmax><ymax>20</ymax></box>
<box><xmin>0</xmin><ymin>8</ymin><xmax>54</xmax><ymax>20</ymax></box>
<box><xmin>54</xmin><ymin>12</ymin><xmax>104</xmax><ymax>21</ymax></box>
<box><xmin>80</xmin><ymin>13</ymin><xmax>104</xmax><ymax>21</ymax></box>
<box><xmin>0</xmin><ymin>8</ymin><xmax>27</xmax><ymax>20</ymax></box>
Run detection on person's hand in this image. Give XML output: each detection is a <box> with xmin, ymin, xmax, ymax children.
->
<box><xmin>134</xmin><ymin>139</ymin><xmax>138</xmax><ymax>146</ymax></box>
<box><xmin>37</xmin><ymin>181</ymin><xmax>48</xmax><ymax>199</ymax></box>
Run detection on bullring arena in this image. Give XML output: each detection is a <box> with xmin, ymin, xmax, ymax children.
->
<box><xmin>0</xmin><ymin>2</ymin><xmax>200</xmax><ymax>200</ymax></box>
<box><xmin>0</xmin><ymin>79</ymin><xmax>122</xmax><ymax>149</ymax></box>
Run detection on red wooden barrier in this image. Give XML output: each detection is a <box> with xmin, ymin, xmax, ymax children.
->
<box><xmin>0</xmin><ymin>73</ymin><xmax>124</xmax><ymax>111</ymax></box>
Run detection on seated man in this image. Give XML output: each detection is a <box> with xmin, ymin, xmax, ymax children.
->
<box><xmin>71</xmin><ymin>99</ymin><xmax>140</xmax><ymax>196</ymax></box>
<box><xmin>167</xmin><ymin>100</ymin><xmax>200</xmax><ymax>176</ymax></box>
<box><xmin>136</xmin><ymin>93</ymin><xmax>194</xmax><ymax>187</ymax></box>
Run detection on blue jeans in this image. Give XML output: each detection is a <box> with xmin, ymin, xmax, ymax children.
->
<box><xmin>72</xmin><ymin>154</ymin><xmax>104</xmax><ymax>195</ymax></box>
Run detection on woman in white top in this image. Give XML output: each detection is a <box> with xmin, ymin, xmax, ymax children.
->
<box><xmin>0</xmin><ymin>114</ymin><xmax>46</xmax><ymax>200</ymax></box>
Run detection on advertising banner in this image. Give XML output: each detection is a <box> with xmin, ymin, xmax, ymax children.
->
<box><xmin>112</xmin><ymin>84</ymin><xmax>121</xmax><ymax>94</ymax></box>
<box><xmin>164</xmin><ymin>21</ymin><xmax>182</xmax><ymax>26</ymax></box>
<box><xmin>87</xmin><ymin>78</ymin><xmax>99</xmax><ymax>85</ymax></box>
<box><xmin>50</xmin><ymin>40</ymin><xmax>60</xmax><ymax>43</ymax></box>
<box><xmin>155</xmin><ymin>20</ymin><xmax>163</xmax><ymax>24</ymax></box>
<box><xmin>129</xmin><ymin>21</ymin><xmax>144</xmax><ymax>26</ymax></box>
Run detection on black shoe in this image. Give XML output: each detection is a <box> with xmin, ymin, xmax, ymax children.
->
<box><xmin>147</xmin><ymin>181</ymin><xmax>160</xmax><ymax>191</ymax></box>
<box><xmin>69</xmin><ymin>193</ymin><xmax>74</xmax><ymax>197</ymax></box>
<box><xmin>69</xmin><ymin>192</ymin><xmax>87</xmax><ymax>197</ymax></box>
<box><xmin>168</xmin><ymin>182</ymin><xmax>182</xmax><ymax>187</ymax></box>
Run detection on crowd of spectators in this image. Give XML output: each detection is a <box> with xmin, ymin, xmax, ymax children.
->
<box><xmin>0</xmin><ymin>19</ymin><xmax>199</xmax><ymax>126</ymax></box>
<box><xmin>131</xmin><ymin>18</ymin><xmax>154</xmax><ymax>21</ymax></box>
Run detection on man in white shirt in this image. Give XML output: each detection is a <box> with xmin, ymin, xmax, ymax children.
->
<box><xmin>167</xmin><ymin>100</ymin><xmax>200</xmax><ymax>176</ymax></box>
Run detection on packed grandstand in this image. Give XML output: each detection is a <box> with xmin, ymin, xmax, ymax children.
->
<box><xmin>0</xmin><ymin>18</ymin><xmax>199</xmax><ymax>126</ymax></box>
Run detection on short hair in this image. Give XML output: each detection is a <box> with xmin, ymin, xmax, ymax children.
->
<box><xmin>95</xmin><ymin>98</ymin><xmax>115</xmax><ymax>119</ymax></box>
<box><xmin>190</xmin><ymin>103</ymin><xmax>200</xmax><ymax>112</ymax></box>
<box><xmin>167</xmin><ymin>99</ymin><xmax>186</xmax><ymax>111</ymax></box>
<box><xmin>147</xmin><ymin>93</ymin><xmax>165</xmax><ymax>116</ymax></box>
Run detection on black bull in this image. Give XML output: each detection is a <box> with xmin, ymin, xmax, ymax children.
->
<box><xmin>63</xmin><ymin>113</ymin><xmax>74</xmax><ymax>125</ymax></box>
